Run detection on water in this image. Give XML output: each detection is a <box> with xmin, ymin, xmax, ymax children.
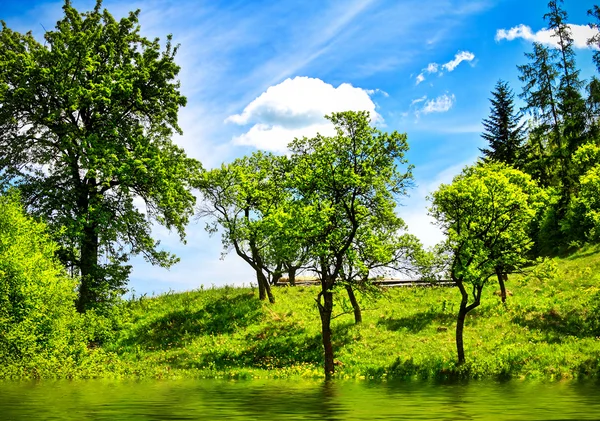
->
<box><xmin>1</xmin><ymin>378</ymin><xmax>600</xmax><ymax>420</ymax></box>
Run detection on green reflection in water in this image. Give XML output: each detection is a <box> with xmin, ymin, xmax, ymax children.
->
<box><xmin>1</xmin><ymin>379</ymin><xmax>600</xmax><ymax>420</ymax></box>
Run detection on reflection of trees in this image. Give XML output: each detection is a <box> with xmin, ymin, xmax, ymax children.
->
<box><xmin>2</xmin><ymin>379</ymin><xmax>600</xmax><ymax>420</ymax></box>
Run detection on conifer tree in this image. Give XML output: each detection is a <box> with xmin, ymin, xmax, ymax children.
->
<box><xmin>479</xmin><ymin>80</ymin><xmax>526</xmax><ymax>167</ymax></box>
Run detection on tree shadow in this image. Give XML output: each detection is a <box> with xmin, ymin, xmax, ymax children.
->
<box><xmin>512</xmin><ymin>308</ymin><xmax>600</xmax><ymax>342</ymax></box>
<box><xmin>377</xmin><ymin>311</ymin><xmax>456</xmax><ymax>333</ymax></box>
<box><xmin>171</xmin><ymin>320</ymin><xmax>356</xmax><ymax>371</ymax></box>
<box><xmin>122</xmin><ymin>292</ymin><xmax>263</xmax><ymax>350</ymax></box>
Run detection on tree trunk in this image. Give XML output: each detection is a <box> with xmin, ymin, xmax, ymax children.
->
<box><xmin>496</xmin><ymin>266</ymin><xmax>507</xmax><ymax>304</ymax></box>
<box><xmin>318</xmin><ymin>289</ymin><xmax>335</xmax><ymax>379</ymax></box>
<box><xmin>455</xmin><ymin>280</ymin><xmax>469</xmax><ymax>365</ymax></box>
<box><xmin>256</xmin><ymin>270</ymin><xmax>267</xmax><ymax>301</ymax></box>
<box><xmin>78</xmin><ymin>221</ymin><xmax>99</xmax><ymax>313</ymax></box>
<box><xmin>288</xmin><ymin>266</ymin><xmax>297</xmax><ymax>286</ymax></box>
<box><xmin>455</xmin><ymin>278</ymin><xmax>483</xmax><ymax>365</ymax></box>
<box><xmin>255</xmin><ymin>270</ymin><xmax>275</xmax><ymax>303</ymax></box>
<box><xmin>345</xmin><ymin>284</ymin><xmax>362</xmax><ymax>324</ymax></box>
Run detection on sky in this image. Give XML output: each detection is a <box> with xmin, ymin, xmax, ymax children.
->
<box><xmin>1</xmin><ymin>0</ymin><xmax>599</xmax><ymax>295</ymax></box>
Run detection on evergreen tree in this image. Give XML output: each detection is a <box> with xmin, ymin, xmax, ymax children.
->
<box><xmin>479</xmin><ymin>80</ymin><xmax>526</xmax><ymax>167</ymax></box>
<box><xmin>518</xmin><ymin>42</ymin><xmax>561</xmax><ymax>187</ymax></box>
<box><xmin>545</xmin><ymin>0</ymin><xmax>586</xmax><ymax>163</ymax></box>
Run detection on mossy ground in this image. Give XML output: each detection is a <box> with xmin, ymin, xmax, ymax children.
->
<box><xmin>84</xmin><ymin>246</ymin><xmax>600</xmax><ymax>381</ymax></box>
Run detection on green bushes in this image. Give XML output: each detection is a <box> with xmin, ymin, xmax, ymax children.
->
<box><xmin>0</xmin><ymin>191</ymin><xmax>88</xmax><ymax>377</ymax></box>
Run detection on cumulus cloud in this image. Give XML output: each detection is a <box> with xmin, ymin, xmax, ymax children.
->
<box><xmin>495</xmin><ymin>23</ymin><xmax>598</xmax><ymax>49</ymax></box>
<box><xmin>421</xmin><ymin>94</ymin><xmax>455</xmax><ymax>114</ymax></box>
<box><xmin>226</xmin><ymin>76</ymin><xmax>380</xmax><ymax>152</ymax></box>
<box><xmin>442</xmin><ymin>51</ymin><xmax>475</xmax><ymax>71</ymax></box>
<box><xmin>415</xmin><ymin>52</ymin><xmax>474</xmax><ymax>84</ymax></box>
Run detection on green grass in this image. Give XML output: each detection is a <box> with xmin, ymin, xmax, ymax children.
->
<box><xmin>10</xmin><ymin>246</ymin><xmax>599</xmax><ymax>381</ymax></box>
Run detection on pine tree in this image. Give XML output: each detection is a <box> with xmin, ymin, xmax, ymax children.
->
<box><xmin>479</xmin><ymin>80</ymin><xmax>526</xmax><ymax>167</ymax></box>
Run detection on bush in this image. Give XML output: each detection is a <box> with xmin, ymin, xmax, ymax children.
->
<box><xmin>0</xmin><ymin>191</ymin><xmax>86</xmax><ymax>375</ymax></box>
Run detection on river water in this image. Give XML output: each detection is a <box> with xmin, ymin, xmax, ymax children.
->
<box><xmin>1</xmin><ymin>378</ymin><xmax>599</xmax><ymax>420</ymax></box>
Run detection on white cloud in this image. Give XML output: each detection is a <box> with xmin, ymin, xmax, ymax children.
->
<box><xmin>411</xmin><ymin>95</ymin><xmax>427</xmax><ymax>105</ymax></box>
<box><xmin>226</xmin><ymin>76</ymin><xmax>380</xmax><ymax>152</ymax></box>
<box><xmin>426</xmin><ymin>62</ymin><xmax>439</xmax><ymax>73</ymax></box>
<box><xmin>414</xmin><ymin>52</ymin><xmax>474</xmax><ymax>84</ymax></box>
<box><xmin>496</xmin><ymin>23</ymin><xmax>599</xmax><ymax>49</ymax></box>
<box><xmin>442</xmin><ymin>51</ymin><xmax>475</xmax><ymax>72</ymax></box>
<box><xmin>421</xmin><ymin>94</ymin><xmax>455</xmax><ymax>114</ymax></box>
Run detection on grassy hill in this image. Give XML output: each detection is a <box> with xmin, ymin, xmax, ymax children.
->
<box><xmin>75</xmin><ymin>246</ymin><xmax>600</xmax><ymax>380</ymax></box>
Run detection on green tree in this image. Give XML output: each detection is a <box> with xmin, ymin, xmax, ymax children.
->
<box><xmin>518</xmin><ymin>42</ymin><xmax>562</xmax><ymax>188</ymax></box>
<box><xmin>288</xmin><ymin>111</ymin><xmax>413</xmax><ymax>378</ymax></box>
<box><xmin>479</xmin><ymin>80</ymin><xmax>526</xmax><ymax>167</ymax></box>
<box><xmin>545</xmin><ymin>0</ymin><xmax>587</xmax><ymax>165</ymax></box>
<box><xmin>339</xmin><ymin>212</ymin><xmax>422</xmax><ymax>324</ymax></box>
<box><xmin>196</xmin><ymin>152</ymin><xmax>292</xmax><ymax>303</ymax></box>
<box><xmin>0</xmin><ymin>190</ymin><xmax>83</xmax><ymax>369</ymax></box>
<box><xmin>429</xmin><ymin>162</ymin><xmax>544</xmax><ymax>364</ymax></box>
<box><xmin>0</xmin><ymin>1</ymin><xmax>200</xmax><ymax>311</ymax></box>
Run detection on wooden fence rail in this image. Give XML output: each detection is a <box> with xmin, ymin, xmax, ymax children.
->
<box><xmin>275</xmin><ymin>278</ymin><xmax>455</xmax><ymax>287</ymax></box>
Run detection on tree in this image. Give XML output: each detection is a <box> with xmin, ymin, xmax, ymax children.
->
<box><xmin>339</xmin><ymin>213</ymin><xmax>423</xmax><ymax>324</ymax></box>
<box><xmin>545</xmin><ymin>0</ymin><xmax>586</xmax><ymax>164</ymax></box>
<box><xmin>0</xmin><ymin>190</ymin><xmax>82</xmax><ymax>367</ymax></box>
<box><xmin>429</xmin><ymin>162</ymin><xmax>544</xmax><ymax>364</ymax></box>
<box><xmin>0</xmin><ymin>1</ymin><xmax>201</xmax><ymax>311</ymax></box>
<box><xmin>518</xmin><ymin>42</ymin><xmax>562</xmax><ymax>188</ymax></box>
<box><xmin>196</xmin><ymin>151</ymin><xmax>291</xmax><ymax>304</ymax></box>
<box><xmin>479</xmin><ymin>80</ymin><xmax>526</xmax><ymax>167</ymax></box>
<box><xmin>288</xmin><ymin>111</ymin><xmax>413</xmax><ymax>378</ymax></box>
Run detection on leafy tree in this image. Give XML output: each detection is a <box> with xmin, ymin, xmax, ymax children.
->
<box><xmin>196</xmin><ymin>152</ymin><xmax>291</xmax><ymax>303</ymax></box>
<box><xmin>0</xmin><ymin>1</ymin><xmax>200</xmax><ymax>311</ymax></box>
<box><xmin>339</xmin><ymin>213</ymin><xmax>422</xmax><ymax>324</ymax></box>
<box><xmin>429</xmin><ymin>162</ymin><xmax>544</xmax><ymax>364</ymax></box>
<box><xmin>479</xmin><ymin>80</ymin><xmax>526</xmax><ymax>167</ymax></box>
<box><xmin>288</xmin><ymin>111</ymin><xmax>413</xmax><ymax>378</ymax></box>
<box><xmin>0</xmin><ymin>190</ymin><xmax>83</xmax><ymax>367</ymax></box>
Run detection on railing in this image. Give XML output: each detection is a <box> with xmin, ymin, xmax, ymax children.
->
<box><xmin>275</xmin><ymin>278</ymin><xmax>455</xmax><ymax>287</ymax></box>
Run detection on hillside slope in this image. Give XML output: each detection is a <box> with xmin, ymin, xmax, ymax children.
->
<box><xmin>100</xmin><ymin>247</ymin><xmax>600</xmax><ymax>380</ymax></box>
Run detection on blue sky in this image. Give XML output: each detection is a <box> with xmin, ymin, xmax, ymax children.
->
<box><xmin>1</xmin><ymin>0</ymin><xmax>598</xmax><ymax>295</ymax></box>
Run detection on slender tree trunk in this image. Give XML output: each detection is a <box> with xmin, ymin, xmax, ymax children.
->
<box><xmin>318</xmin><ymin>288</ymin><xmax>335</xmax><ymax>379</ymax></box>
<box><xmin>455</xmin><ymin>280</ymin><xmax>469</xmax><ymax>365</ymax></box>
<box><xmin>345</xmin><ymin>284</ymin><xmax>362</xmax><ymax>324</ymax></box>
<box><xmin>288</xmin><ymin>266</ymin><xmax>297</xmax><ymax>286</ymax></box>
<box><xmin>455</xmin><ymin>278</ymin><xmax>483</xmax><ymax>365</ymax></box>
<box><xmin>255</xmin><ymin>270</ymin><xmax>275</xmax><ymax>303</ymax></box>
<box><xmin>256</xmin><ymin>270</ymin><xmax>267</xmax><ymax>301</ymax></box>
<box><xmin>496</xmin><ymin>266</ymin><xmax>507</xmax><ymax>304</ymax></box>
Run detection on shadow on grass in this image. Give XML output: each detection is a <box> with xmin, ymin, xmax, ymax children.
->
<box><xmin>171</xmin><ymin>320</ymin><xmax>356</xmax><ymax>371</ymax></box>
<box><xmin>512</xmin><ymin>308</ymin><xmax>600</xmax><ymax>342</ymax></box>
<box><xmin>122</xmin><ymin>292</ymin><xmax>263</xmax><ymax>350</ymax></box>
<box><xmin>377</xmin><ymin>311</ymin><xmax>456</xmax><ymax>333</ymax></box>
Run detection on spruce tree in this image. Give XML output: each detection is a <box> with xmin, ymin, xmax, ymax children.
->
<box><xmin>479</xmin><ymin>80</ymin><xmax>526</xmax><ymax>167</ymax></box>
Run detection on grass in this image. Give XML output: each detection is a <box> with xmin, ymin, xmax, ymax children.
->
<box><xmin>8</xmin><ymin>246</ymin><xmax>600</xmax><ymax>381</ymax></box>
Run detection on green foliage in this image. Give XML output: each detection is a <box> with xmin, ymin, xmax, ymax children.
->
<box><xmin>479</xmin><ymin>80</ymin><xmax>526</xmax><ymax>167</ymax></box>
<box><xmin>0</xmin><ymin>190</ymin><xmax>90</xmax><ymax>376</ymax></box>
<box><xmin>430</xmin><ymin>162</ymin><xmax>544</xmax><ymax>286</ymax></box>
<box><xmin>0</xmin><ymin>0</ymin><xmax>201</xmax><ymax>311</ymax></box>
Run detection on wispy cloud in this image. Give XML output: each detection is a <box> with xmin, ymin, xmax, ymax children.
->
<box><xmin>496</xmin><ymin>24</ymin><xmax>599</xmax><ymax>49</ymax></box>
<box><xmin>421</xmin><ymin>94</ymin><xmax>455</xmax><ymax>114</ymax></box>
<box><xmin>415</xmin><ymin>51</ymin><xmax>475</xmax><ymax>84</ymax></box>
<box><xmin>442</xmin><ymin>51</ymin><xmax>475</xmax><ymax>71</ymax></box>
